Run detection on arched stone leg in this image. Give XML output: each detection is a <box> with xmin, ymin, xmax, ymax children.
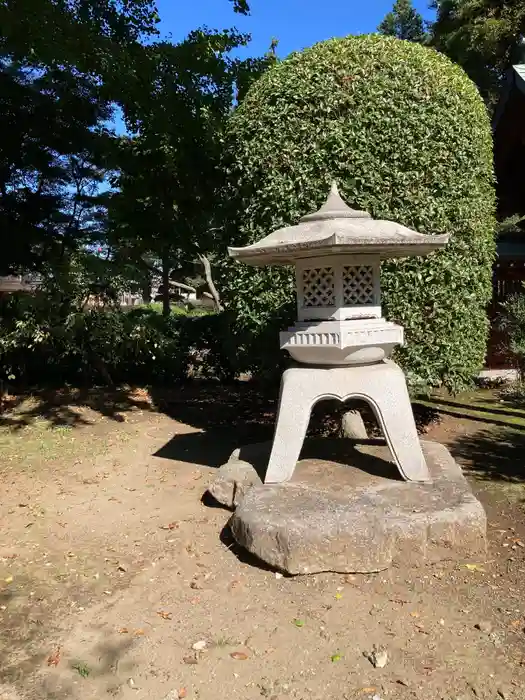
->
<box><xmin>264</xmin><ymin>368</ymin><xmax>314</xmax><ymax>484</ymax></box>
<box><xmin>264</xmin><ymin>361</ymin><xmax>430</xmax><ymax>484</ymax></box>
<box><xmin>361</xmin><ymin>362</ymin><xmax>430</xmax><ymax>482</ymax></box>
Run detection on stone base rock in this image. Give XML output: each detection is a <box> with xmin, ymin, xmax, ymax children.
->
<box><xmin>341</xmin><ymin>409</ymin><xmax>368</xmax><ymax>440</ymax></box>
<box><xmin>207</xmin><ymin>442</ymin><xmax>268</xmax><ymax>509</ymax></box>
<box><xmin>213</xmin><ymin>439</ymin><xmax>486</xmax><ymax>574</ymax></box>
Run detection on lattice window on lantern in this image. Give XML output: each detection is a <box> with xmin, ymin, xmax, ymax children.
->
<box><xmin>342</xmin><ymin>265</ymin><xmax>375</xmax><ymax>306</ymax></box>
<box><xmin>302</xmin><ymin>267</ymin><xmax>335</xmax><ymax>307</ymax></box>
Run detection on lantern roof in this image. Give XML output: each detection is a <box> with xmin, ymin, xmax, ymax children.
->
<box><xmin>228</xmin><ymin>183</ymin><xmax>449</xmax><ymax>266</ymax></box>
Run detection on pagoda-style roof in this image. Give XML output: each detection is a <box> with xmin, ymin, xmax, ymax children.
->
<box><xmin>228</xmin><ymin>183</ymin><xmax>450</xmax><ymax>267</ymax></box>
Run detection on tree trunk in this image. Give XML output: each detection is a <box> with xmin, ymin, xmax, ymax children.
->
<box><xmin>142</xmin><ymin>273</ymin><xmax>152</xmax><ymax>304</ymax></box>
<box><xmin>161</xmin><ymin>254</ymin><xmax>170</xmax><ymax>317</ymax></box>
<box><xmin>198</xmin><ymin>253</ymin><xmax>223</xmax><ymax>312</ymax></box>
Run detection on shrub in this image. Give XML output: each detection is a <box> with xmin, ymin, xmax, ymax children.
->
<box><xmin>221</xmin><ymin>34</ymin><xmax>496</xmax><ymax>392</ymax></box>
<box><xmin>0</xmin><ymin>294</ymin><xmax>238</xmax><ymax>387</ymax></box>
<box><xmin>497</xmin><ymin>292</ymin><xmax>525</xmax><ymax>380</ymax></box>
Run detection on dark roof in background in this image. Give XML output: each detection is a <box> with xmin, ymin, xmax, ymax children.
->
<box><xmin>497</xmin><ymin>239</ymin><xmax>525</xmax><ymax>259</ymax></box>
<box><xmin>493</xmin><ymin>64</ymin><xmax>525</xmax><ymax>132</ymax></box>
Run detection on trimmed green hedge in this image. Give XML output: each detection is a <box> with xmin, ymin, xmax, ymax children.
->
<box><xmin>221</xmin><ymin>34</ymin><xmax>496</xmax><ymax>391</ymax></box>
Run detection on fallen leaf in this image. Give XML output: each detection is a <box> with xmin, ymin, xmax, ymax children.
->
<box><xmin>118</xmin><ymin>627</ymin><xmax>129</xmax><ymax>634</ymax></box>
<box><xmin>178</xmin><ymin>689</ymin><xmax>187</xmax><ymax>699</ymax></box>
<box><xmin>133</xmin><ymin>629</ymin><xmax>146</xmax><ymax>637</ymax></box>
<box><xmin>160</xmin><ymin>522</ymin><xmax>179</xmax><ymax>531</ymax></box>
<box><xmin>292</xmin><ymin>619</ymin><xmax>305</xmax><ymax>627</ymax></box>
<box><xmin>361</xmin><ymin>689</ymin><xmax>376</xmax><ymax>694</ymax></box>
<box><xmin>4</xmin><ymin>576</ymin><xmax>13</xmax><ymax>584</ymax></box>
<box><xmin>464</xmin><ymin>563</ymin><xmax>486</xmax><ymax>572</ymax></box>
<box><xmin>117</xmin><ymin>563</ymin><xmax>128</xmax><ymax>572</ymax></box>
<box><xmin>157</xmin><ymin>611</ymin><xmax>172</xmax><ymax>620</ymax></box>
<box><xmin>189</xmin><ymin>597</ymin><xmax>201</xmax><ymax>605</ymax></box>
<box><xmin>183</xmin><ymin>655</ymin><xmax>198</xmax><ymax>665</ymax></box>
<box><xmin>192</xmin><ymin>640</ymin><xmax>207</xmax><ymax>651</ymax></box>
<box><xmin>47</xmin><ymin>647</ymin><xmax>61</xmax><ymax>667</ymax></box>
<box><xmin>410</xmin><ymin>612</ymin><xmax>420</xmax><ymax>618</ymax></box>
<box><xmin>331</xmin><ymin>653</ymin><xmax>342</xmax><ymax>662</ymax></box>
<box><xmin>510</xmin><ymin>620</ymin><xmax>522</xmax><ymax>628</ymax></box>
<box><xmin>335</xmin><ymin>592</ymin><xmax>343</xmax><ymax>600</ymax></box>
<box><xmin>230</xmin><ymin>651</ymin><xmax>249</xmax><ymax>660</ymax></box>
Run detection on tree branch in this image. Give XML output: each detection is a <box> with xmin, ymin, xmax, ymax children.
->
<box><xmin>198</xmin><ymin>253</ymin><xmax>223</xmax><ymax>312</ymax></box>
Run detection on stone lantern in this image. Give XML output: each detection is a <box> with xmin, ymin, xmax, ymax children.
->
<box><xmin>228</xmin><ymin>183</ymin><xmax>449</xmax><ymax>485</ymax></box>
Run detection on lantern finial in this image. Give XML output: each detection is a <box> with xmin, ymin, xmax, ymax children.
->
<box><xmin>300</xmin><ymin>181</ymin><xmax>371</xmax><ymax>223</ymax></box>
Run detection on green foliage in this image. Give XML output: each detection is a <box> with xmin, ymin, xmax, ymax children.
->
<box><xmin>221</xmin><ymin>34</ymin><xmax>496</xmax><ymax>392</ymax></box>
<box><xmin>431</xmin><ymin>0</ymin><xmax>525</xmax><ymax>107</ymax></box>
<box><xmin>496</xmin><ymin>215</ymin><xmax>525</xmax><ymax>239</ymax></box>
<box><xmin>378</xmin><ymin>0</ymin><xmax>428</xmax><ymax>43</ymax></box>
<box><xmin>497</xmin><ymin>291</ymin><xmax>525</xmax><ymax>379</ymax></box>
<box><xmin>0</xmin><ymin>295</ymin><xmax>238</xmax><ymax>387</ymax></box>
<box><xmin>0</xmin><ymin>60</ymin><xmax>113</xmax><ymax>275</ymax></box>
<box><xmin>0</xmin><ymin>0</ymin><xmax>158</xmax><ymax>276</ymax></box>
<box><xmin>107</xmin><ymin>28</ymin><xmax>274</xmax><ymax>315</ymax></box>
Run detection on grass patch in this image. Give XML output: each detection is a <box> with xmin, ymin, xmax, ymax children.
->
<box><xmin>416</xmin><ymin>388</ymin><xmax>525</xmax><ymax>429</ymax></box>
<box><xmin>0</xmin><ymin>418</ymin><xmax>79</xmax><ymax>466</ymax></box>
<box><xmin>71</xmin><ymin>660</ymin><xmax>91</xmax><ymax>678</ymax></box>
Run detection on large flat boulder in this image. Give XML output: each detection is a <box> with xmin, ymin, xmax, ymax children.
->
<box><xmin>226</xmin><ymin>440</ymin><xmax>486</xmax><ymax>574</ymax></box>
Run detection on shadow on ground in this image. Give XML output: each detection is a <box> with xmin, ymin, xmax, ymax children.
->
<box><xmin>448</xmin><ymin>426</ymin><xmax>525</xmax><ymax>484</ymax></box>
<box><xmin>151</xmin><ymin>382</ymin><xmax>277</xmax><ymax>467</ymax></box>
<box><xmin>0</xmin><ymin>569</ymin><xmax>136</xmax><ymax>700</ymax></box>
<box><xmin>0</xmin><ymin>386</ymin><xmax>155</xmax><ymax>429</ymax></box>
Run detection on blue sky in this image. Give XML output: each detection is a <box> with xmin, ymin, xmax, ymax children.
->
<box><xmin>113</xmin><ymin>1</ymin><xmax>434</xmax><ymax>134</ymax></box>
<box><xmin>155</xmin><ymin>0</ymin><xmax>435</xmax><ymax>58</ymax></box>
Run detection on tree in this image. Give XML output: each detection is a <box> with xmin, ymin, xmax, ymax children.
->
<box><xmin>0</xmin><ymin>0</ymin><xmax>160</xmax><ymax>277</ymax></box>
<box><xmin>221</xmin><ymin>34</ymin><xmax>495</xmax><ymax>391</ymax></box>
<box><xmin>378</xmin><ymin>0</ymin><xmax>427</xmax><ymax>43</ymax></box>
<box><xmin>0</xmin><ymin>61</ymin><xmax>114</xmax><ymax>275</ymax></box>
<box><xmin>108</xmin><ymin>29</ymin><xmax>275</xmax><ymax>315</ymax></box>
<box><xmin>431</xmin><ymin>0</ymin><xmax>525</xmax><ymax>106</ymax></box>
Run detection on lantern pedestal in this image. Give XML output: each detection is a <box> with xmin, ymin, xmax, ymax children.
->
<box><xmin>280</xmin><ymin>318</ymin><xmax>403</xmax><ymax>365</ymax></box>
<box><xmin>265</xmin><ymin>360</ymin><xmax>429</xmax><ymax>484</ymax></box>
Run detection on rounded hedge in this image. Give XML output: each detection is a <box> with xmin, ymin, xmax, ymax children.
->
<box><xmin>221</xmin><ymin>34</ymin><xmax>495</xmax><ymax>391</ymax></box>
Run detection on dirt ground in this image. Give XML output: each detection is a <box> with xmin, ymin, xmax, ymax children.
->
<box><xmin>1</xmin><ymin>384</ymin><xmax>525</xmax><ymax>700</ymax></box>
